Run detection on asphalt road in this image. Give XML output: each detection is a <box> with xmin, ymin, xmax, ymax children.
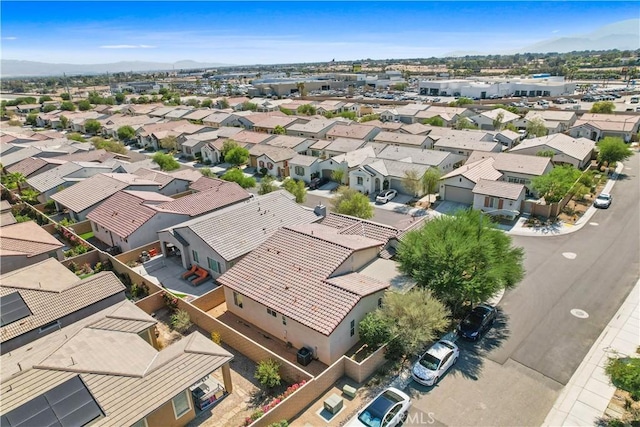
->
<box><xmin>406</xmin><ymin>152</ymin><xmax>640</xmax><ymax>426</ymax></box>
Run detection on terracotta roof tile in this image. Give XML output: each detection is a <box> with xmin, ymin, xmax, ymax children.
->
<box><xmin>0</xmin><ymin>221</ymin><xmax>64</xmax><ymax>258</ymax></box>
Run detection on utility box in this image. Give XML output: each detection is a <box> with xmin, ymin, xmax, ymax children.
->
<box><xmin>297</xmin><ymin>347</ymin><xmax>312</xmax><ymax>366</ymax></box>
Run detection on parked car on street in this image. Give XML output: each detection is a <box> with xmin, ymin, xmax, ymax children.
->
<box><xmin>345</xmin><ymin>387</ymin><xmax>411</xmax><ymax>427</ymax></box>
<box><xmin>457</xmin><ymin>304</ymin><xmax>498</xmax><ymax>341</ymax></box>
<box><xmin>412</xmin><ymin>339</ymin><xmax>459</xmax><ymax>386</ymax></box>
<box><xmin>376</xmin><ymin>189</ymin><xmax>398</xmax><ymax>204</ymax></box>
<box><xmin>594</xmin><ymin>193</ymin><xmax>613</xmax><ymax>209</ymax></box>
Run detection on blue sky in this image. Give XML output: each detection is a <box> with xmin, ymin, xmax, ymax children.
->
<box><xmin>1</xmin><ymin>1</ymin><xmax>637</xmax><ymax>64</ymax></box>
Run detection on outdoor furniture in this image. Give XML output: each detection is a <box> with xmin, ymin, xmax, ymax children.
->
<box><xmin>342</xmin><ymin>384</ymin><xmax>357</xmax><ymax>398</ymax></box>
<box><xmin>192</xmin><ymin>267</ymin><xmax>210</xmax><ymax>286</ymax></box>
<box><xmin>323</xmin><ymin>393</ymin><xmax>343</xmax><ymax>415</ymax></box>
<box><xmin>181</xmin><ymin>265</ymin><xmax>197</xmax><ymax>280</ymax></box>
<box><xmin>148</xmin><ymin>248</ymin><xmax>158</xmax><ymax>257</ymax></box>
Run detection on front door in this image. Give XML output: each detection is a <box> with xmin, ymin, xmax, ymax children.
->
<box><xmin>375</xmin><ymin>178</ymin><xmax>381</xmax><ymax>192</ymax></box>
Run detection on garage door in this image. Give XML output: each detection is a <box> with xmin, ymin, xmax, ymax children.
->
<box><xmin>443</xmin><ymin>185</ymin><xmax>473</xmax><ymax>204</ymax></box>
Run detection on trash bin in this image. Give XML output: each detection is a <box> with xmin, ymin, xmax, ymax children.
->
<box><xmin>297</xmin><ymin>347</ymin><xmax>312</xmax><ymax>366</ymax></box>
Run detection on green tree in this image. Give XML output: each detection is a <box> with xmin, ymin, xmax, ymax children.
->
<box><xmin>449</xmin><ymin>97</ymin><xmax>473</xmax><ymax>107</ymax></box>
<box><xmin>201</xmin><ymin>99</ymin><xmax>213</xmax><ymax>108</ymax></box>
<box><xmin>402</xmin><ymin>169</ymin><xmax>422</xmax><ymax>197</ymax></box>
<box><xmin>536</xmin><ymin>149</ymin><xmax>556</xmax><ymax>158</ymax></box>
<box><xmin>67</xmin><ymin>133</ymin><xmax>86</xmax><ymax>142</ymax></box>
<box><xmin>597</xmin><ymin>137</ymin><xmax>633</xmax><ymax>165</ymax></box>
<box><xmin>273</xmin><ymin>125</ymin><xmax>286</xmax><ymax>135</ymax></box>
<box><xmin>297</xmin><ymin>104</ymin><xmax>316</xmax><ymax>116</ymax></box>
<box><xmin>531</xmin><ymin>165</ymin><xmax>581</xmax><ymax>203</ymax></box>
<box><xmin>421</xmin><ymin>167</ymin><xmax>441</xmax><ymax>208</ymax></box>
<box><xmin>493</xmin><ymin>104</ymin><xmax>520</xmax><ymax>115</ymax></box>
<box><xmin>255</xmin><ymin>359</ymin><xmax>281</xmax><ymax>388</ymax></box>
<box><xmin>360</xmin><ymin>114</ymin><xmax>380</xmax><ymax>123</ymax></box>
<box><xmin>526</xmin><ymin>117</ymin><xmax>548</xmax><ymax>138</ymax></box>
<box><xmin>392</xmin><ymin>82</ymin><xmax>408</xmax><ymax>91</ymax></box>
<box><xmin>422</xmin><ymin>116</ymin><xmax>444</xmax><ymax>127</ymax></box>
<box><xmin>60</xmin><ymin>93</ymin><xmax>71</xmax><ymax>101</ymax></box>
<box><xmin>7</xmin><ymin>172</ymin><xmax>26</xmax><ymax>192</ymax></box>
<box><xmin>258</xmin><ymin>175</ymin><xmax>277</xmax><ymax>195</ymax></box>
<box><xmin>330</xmin><ymin>169</ymin><xmax>344</xmax><ymax>184</ymax></box>
<box><xmin>199</xmin><ymin>168</ymin><xmax>215</xmax><ymax>177</ymax></box>
<box><xmin>25</xmin><ymin>113</ymin><xmax>38</xmax><ymax>126</ymax></box>
<box><xmin>160</xmin><ymin>135</ymin><xmax>178</xmax><ymax>151</ymax></box>
<box><xmin>59</xmin><ymin>115</ymin><xmax>69</xmax><ymax>129</ymax></box>
<box><xmin>84</xmin><ymin>119</ymin><xmax>101</xmax><ymax>134</ymax></box>
<box><xmin>454</xmin><ymin>117</ymin><xmax>478</xmax><ymax>130</ymax></box>
<box><xmin>77</xmin><ymin>100</ymin><xmax>92</xmax><ymax>111</ymax></box>
<box><xmin>38</xmin><ymin>95</ymin><xmax>53</xmax><ymax>103</ymax></box>
<box><xmin>117</xmin><ymin>125</ymin><xmax>135</xmax><ymax>141</ymax></box>
<box><xmin>281</xmin><ymin>177</ymin><xmax>307</xmax><ymax>203</ymax></box>
<box><xmin>60</xmin><ymin>101</ymin><xmax>76</xmax><ymax>111</ymax></box>
<box><xmin>279</xmin><ymin>107</ymin><xmax>293</xmax><ymax>116</ymax></box>
<box><xmin>331</xmin><ymin>186</ymin><xmax>374</xmax><ymax>219</ymax></box>
<box><xmin>152</xmin><ymin>152</ymin><xmax>180</xmax><ymax>171</ymax></box>
<box><xmin>221</xmin><ymin>140</ymin><xmax>239</xmax><ymax>159</ymax></box>
<box><xmin>42</xmin><ymin>104</ymin><xmax>57</xmax><ymax>113</ymax></box>
<box><xmin>219</xmin><ymin>98</ymin><xmax>230</xmax><ymax>109</ymax></box>
<box><xmin>114</xmin><ymin>93</ymin><xmax>126</xmax><ymax>104</ymax></box>
<box><xmin>242</xmin><ymin>101</ymin><xmax>258</xmax><ymax>111</ymax></box>
<box><xmin>380</xmin><ymin>288</ymin><xmax>451</xmax><ymax>360</ymax></box>
<box><xmin>91</xmin><ymin>137</ymin><xmax>126</xmax><ymax>155</ymax></box>
<box><xmin>590</xmin><ymin>101</ymin><xmax>615</xmax><ymax>114</ymax></box>
<box><xmin>220</xmin><ymin>168</ymin><xmax>256</xmax><ymax>188</ymax></box>
<box><xmin>398</xmin><ymin>209</ymin><xmax>524</xmax><ymax>315</ymax></box>
<box><xmin>20</xmin><ymin>188</ymin><xmax>40</xmax><ymax>204</ymax></box>
<box><xmin>504</xmin><ymin>122</ymin><xmax>518</xmax><ymax>132</ymax></box>
<box><xmin>358</xmin><ymin>311</ymin><xmax>393</xmax><ymax>349</ymax></box>
<box><xmin>492</xmin><ymin>111</ymin><xmax>505</xmax><ymax>131</ymax></box>
<box><xmin>224</xmin><ymin>145</ymin><xmax>250</xmax><ymax>167</ymax></box>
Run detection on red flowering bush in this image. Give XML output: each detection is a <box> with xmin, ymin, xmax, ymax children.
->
<box><xmin>240</xmin><ymin>380</ymin><xmax>307</xmax><ymax>426</ymax></box>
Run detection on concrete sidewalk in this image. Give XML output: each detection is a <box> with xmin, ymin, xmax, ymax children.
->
<box><xmin>542</xmin><ymin>279</ymin><xmax>640</xmax><ymax>426</ymax></box>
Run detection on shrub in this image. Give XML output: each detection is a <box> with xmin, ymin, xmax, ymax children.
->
<box><xmin>170</xmin><ymin>309</ymin><xmax>192</xmax><ymax>333</ymax></box>
<box><xmin>211</xmin><ymin>331</ymin><xmax>222</xmax><ymax>345</ymax></box>
<box><xmin>67</xmin><ymin>261</ymin><xmax>78</xmax><ymax>273</ymax></box>
<box><xmin>162</xmin><ymin>291</ymin><xmax>179</xmax><ymax>311</ymax></box>
<box><xmin>606</xmin><ymin>356</ymin><xmax>640</xmax><ymax>400</ymax></box>
<box><xmin>255</xmin><ymin>359</ymin><xmax>281</xmax><ymax>388</ymax></box>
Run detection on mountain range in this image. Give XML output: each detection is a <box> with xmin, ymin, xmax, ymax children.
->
<box><xmin>2</xmin><ymin>19</ymin><xmax>638</xmax><ymax>77</ymax></box>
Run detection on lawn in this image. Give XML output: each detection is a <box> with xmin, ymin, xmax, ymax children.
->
<box><xmin>79</xmin><ymin>231</ymin><xmax>94</xmax><ymax>240</ymax></box>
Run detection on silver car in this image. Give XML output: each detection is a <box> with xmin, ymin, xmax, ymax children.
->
<box><xmin>412</xmin><ymin>339</ymin><xmax>459</xmax><ymax>386</ymax></box>
<box><xmin>345</xmin><ymin>387</ymin><xmax>411</xmax><ymax>427</ymax></box>
<box><xmin>594</xmin><ymin>193</ymin><xmax>612</xmax><ymax>209</ymax></box>
<box><xmin>376</xmin><ymin>189</ymin><xmax>398</xmax><ymax>204</ymax></box>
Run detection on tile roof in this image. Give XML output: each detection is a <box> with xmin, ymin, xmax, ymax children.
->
<box><xmin>289</xmin><ymin>154</ymin><xmax>319</xmax><ymax>167</ymax></box>
<box><xmin>5</xmin><ymin>157</ymin><xmax>50</xmax><ymax>177</ymax></box>
<box><xmin>0</xmin><ymin>302</ymin><xmax>232</xmax><ymax>427</ymax></box>
<box><xmin>324</xmin><ymin>137</ymin><xmax>367</xmax><ymax>153</ymax></box>
<box><xmin>86</xmin><ymin>191</ymin><xmax>174</xmax><ymax>238</ymax></box>
<box><xmin>572</xmin><ymin>113</ymin><xmax>640</xmax><ymax>132</ymax></box>
<box><xmin>510</xmin><ymin>134</ymin><xmax>595</xmax><ymax>161</ymax></box>
<box><xmin>175</xmin><ymin>190</ymin><xmax>320</xmax><ymax>261</ymax></box>
<box><xmin>376</xmin><ymin>145</ymin><xmax>453</xmax><ymax>167</ymax></box>
<box><xmin>52</xmin><ymin>149</ymin><xmax>116</xmax><ymax>163</ymax></box>
<box><xmin>218</xmin><ymin>225</ymin><xmax>387</xmax><ymax>335</ymax></box>
<box><xmin>327</xmin><ymin>124</ymin><xmax>378</xmax><ymax>140</ymax></box>
<box><xmin>170</xmin><ymin>168</ymin><xmax>206</xmax><ymax>183</ymax></box>
<box><xmin>466</xmin><ymin>151</ymin><xmax>552</xmax><ymax>176</ymax></box>
<box><xmin>524</xmin><ymin>110</ymin><xmax>577</xmax><ymax>122</ymax></box>
<box><xmin>263</xmin><ymin>135</ymin><xmax>308</xmax><ymax>149</ymax></box>
<box><xmin>309</xmin><ymin>139</ymin><xmax>333</xmax><ymax>150</ymax></box>
<box><xmin>0</xmin><ymin>221</ymin><xmax>64</xmax><ymax>259</ymax></box>
<box><xmin>287</xmin><ymin>119</ymin><xmax>337</xmax><ymax>134</ymax></box>
<box><xmin>249</xmin><ymin>144</ymin><xmax>298</xmax><ymax>163</ymax></box>
<box><xmin>323</xmin><ymin>272</ymin><xmax>390</xmax><ymax>296</ymax></box>
<box><xmin>400</xmin><ymin>123</ymin><xmax>431</xmax><ymax>135</ymax></box>
<box><xmin>0</xmin><ymin>146</ymin><xmax>43</xmax><ymax>167</ymax></box>
<box><xmin>0</xmin><ymin>268</ymin><xmax>125</xmax><ymax>343</ymax></box>
<box><xmin>477</xmin><ymin>108</ymin><xmax>520</xmax><ymax>122</ymax></box>
<box><xmin>373</xmin><ymin>131</ymin><xmax>429</xmax><ymax>146</ymax></box>
<box><xmin>0</xmin><ymin>212</ymin><xmax>17</xmax><ymax>227</ymax></box>
<box><xmin>51</xmin><ymin>173</ymin><xmax>160</xmax><ymax>213</ymax></box>
<box><xmin>320</xmin><ymin>213</ymin><xmax>399</xmax><ymax>243</ymax></box>
<box><xmin>155</xmin><ymin>182</ymin><xmax>250</xmax><ymax>216</ymax></box>
<box><xmin>434</xmin><ymin>130</ymin><xmax>501</xmax><ymax>151</ymax></box>
<box><xmin>26</xmin><ymin>161</ymin><xmax>84</xmax><ymax>192</ymax></box>
<box><xmin>327</xmin><ymin>146</ymin><xmax>376</xmax><ymax>168</ymax></box>
<box><xmin>472</xmin><ymin>179</ymin><xmax>525</xmax><ymax>200</ymax></box>
<box><xmin>231</xmin><ymin>130</ymin><xmax>274</xmax><ymax>145</ymax></box>
<box><xmin>253</xmin><ymin>116</ymin><xmax>300</xmax><ymax>130</ymax></box>
<box><xmin>441</xmin><ymin>158</ymin><xmax>503</xmax><ymax>183</ymax></box>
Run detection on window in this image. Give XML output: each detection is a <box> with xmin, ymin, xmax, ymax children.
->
<box><xmin>378</xmin><ymin>298</ymin><xmax>383</xmax><ymax>308</ymax></box>
<box><xmin>171</xmin><ymin>390</ymin><xmax>191</xmax><ymax>419</ymax></box>
<box><xmin>131</xmin><ymin>418</ymin><xmax>148</xmax><ymax>427</ymax></box>
<box><xmin>350</xmin><ymin>319</ymin><xmax>355</xmax><ymax>337</ymax></box>
<box><xmin>192</xmin><ymin>250</ymin><xmax>199</xmax><ymax>263</ymax></box>
<box><xmin>39</xmin><ymin>320</ymin><xmax>61</xmax><ymax>333</ymax></box>
<box><xmin>233</xmin><ymin>292</ymin><xmax>243</xmax><ymax>308</ymax></box>
<box><xmin>267</xmin><ymin>308</ymin><xmax>277</xmax><ymax>317</ymax></box>
<box><xmin>507</xmin><ymin>176</ymin><xmax>529</xmax><ymax>185</ymax></box>
<box><xmin>207</xmin><ymin>257</ymin><xmax>221</xmax><ymax>273</ymax></box>
<box><xmin>357</xmin><ymin>176</ymin><xmax>363</xmax><ymax>185</ymax></box>
<box><xmin>282</xmin><ymin>315</ymin><xmax>287</xmax><ymax>325</ymax></box>
<box><xmin>294</xmin><ymin>166</ymin><xmax>304</xmax><ymax>176</ymax></box>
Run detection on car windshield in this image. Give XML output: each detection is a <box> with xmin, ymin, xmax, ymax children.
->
<box><xmin>597</xmin><ymin>194</ymin><xmax>610</xmax><ymax>201</ymax></box>
<box><xmin>357</xmin><ymin>392</ymin><xmax>398</xmax><ymax>427</ymax></box>
<box><xmin>419</xmin><ymin>352</ymin><xmax>441</xmax><ymax>371</ymax></box>
<box><xmin>462</xmin><ymin>313</ymin><xmax>484</xmax><ymax>328</ymax></box>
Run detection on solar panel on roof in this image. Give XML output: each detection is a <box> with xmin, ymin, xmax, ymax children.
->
<box><xmin>0</xmin><ymin>292</ymin><xmax>32</xmax><ymax>327</ymax></box>
<box><xmin>1</xmin><ymin>376</ymin><xmax>103</xmax><ymax>427</ymax></box>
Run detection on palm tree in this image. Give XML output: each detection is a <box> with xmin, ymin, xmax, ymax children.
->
<box><xmin>8</xmin><ymin>172</ymin><xmax>26</xmax><ymax>192</ymax></box>
<box><xmin>20</xmin><ymin>188</ymin><xmax>40</xmax><ymax>204</ymax></box>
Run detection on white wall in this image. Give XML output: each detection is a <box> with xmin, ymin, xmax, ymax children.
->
<box><xmin>289</xmin><ymin>162</ymin><xmax>319</xmax><ymax>184</ymax></box>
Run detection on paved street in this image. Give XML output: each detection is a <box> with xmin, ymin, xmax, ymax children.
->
<box><xmin>405</xmin><ymin>153</ymin><xmax>640</xmax><ymax>426</ymax></box>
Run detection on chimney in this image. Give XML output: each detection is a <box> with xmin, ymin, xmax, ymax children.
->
<box><xmin>314</xmin><ymin>203</ymin><xmax>327</xmax><ymax>217</ymax></box>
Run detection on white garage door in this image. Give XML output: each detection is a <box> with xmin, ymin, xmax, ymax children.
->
<box><xmin>444</xmin><ymin>185</ymin><xmax>474</xmax><ymax>204</ymax></box>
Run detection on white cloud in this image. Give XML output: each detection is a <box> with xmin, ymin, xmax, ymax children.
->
<box><xmin>552</xmin><ymin>30</ymin><xmax>560</xmax><ymax>34</ymax></box>
<box><xmin>99</xmin><ymin>44</ymin><xmax>156</xmax><ymax>49</ymax></box>
<box><xmin>2</xmin><ymin>36</ymin><xmax>18</xmax><ymax>40</ymax></box>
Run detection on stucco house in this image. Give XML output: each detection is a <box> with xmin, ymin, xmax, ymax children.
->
<box><xmin>0</xmin><ymin>221</ymin><xmax>65</xmax><ymax>274</ymax></box>
<box><xmin>433</xmin><ymin>129</ymin><xmax>502</xmax><ymax>158</ymax></box>
<box><xmin>508</xmin><ymin>134</ymin><xmax>595</xmax><ymax>169</ymax></box>
<box><xmin>326</xmin><ymin>123</ymin><xmax>381</xmax><ymax>141</ymax></box>
<box><xmin>513</xmin><ymin>110</ymin><xmax>578</xmax><ymax>135</ymax></box>
<box><xmin>217</xmin><ymin>222</ymin><xmax>392</xmax><ymax>365</ymax></box>
<box><xmin>472</xmin><ymin>179</ymin><xmax>526</xmax><ymax>219</ymax></box>
<box><xmin>249</xmin><ymin>145</ymin><xmax>297</xmax><ymax>177</ymax></box>
<box><xmin>158</xmin><ymin>191</ymin><xmax>321</xmax><ymax>279</ymax></box>
<box><xmin>373</xmin><ymin>131</ymin><xmax>431</xmax><ymax>149</ymax></box>
<box><xmin>25</xmin><ymin>161</ymin><xmax>115</xmax><ymax>202</ymax></box>
<box><xmin>286</xmin><ymin>119</ymin><xmax>338</xmax><ymax>139</ymax></box>
<box><xmin>317</xmin><ymin>138</ymin><xmax>368</xmax><ymax>159</ymax></box>
<box><xmin>468</xmin><ymin>108</ymin><xmax>520</xmax><ymax>131</ymax></box>
<box><xmin>318</xmin><ymin>146</ymin><xmax>376</xmax><ymax>183</ymax></box>
<box><xmin>568</xmin><ymin>113</ymin><xmax>640</xmax><ymax>142</ymax></box>
<box><xmin>262</xmin><ymin>134</ymin><xmax>315</xmax><ymax>154</ymax></box>
<box><xmin>288</xmin><ymin>154</ymin><xmax>321</xmax><ymax>183</ymax></box>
